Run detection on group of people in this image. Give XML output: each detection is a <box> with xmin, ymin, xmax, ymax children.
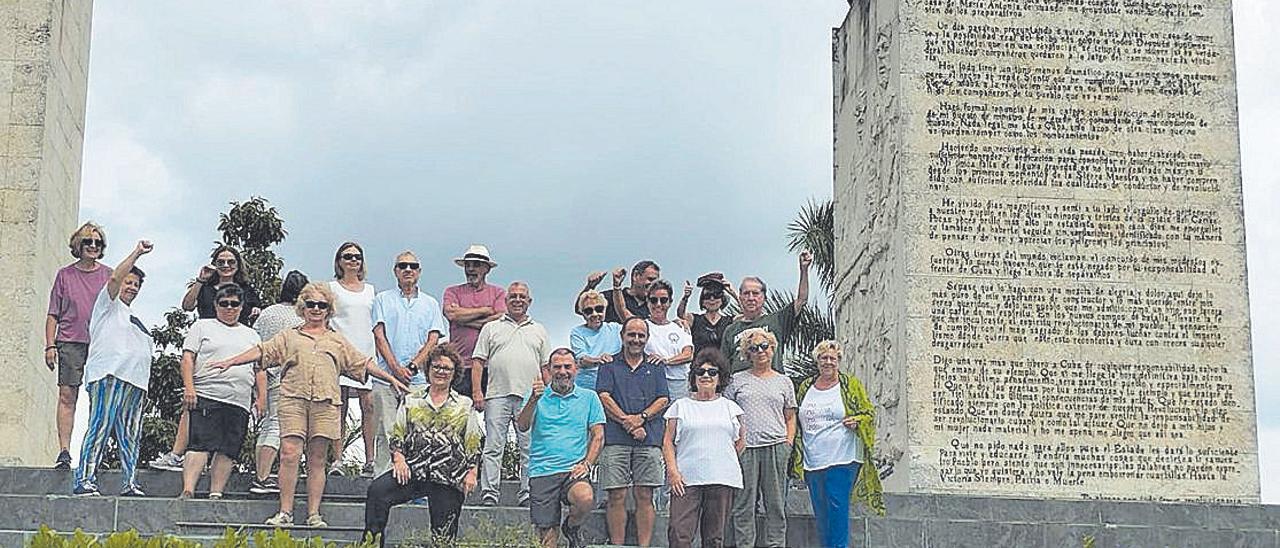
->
<box><xmin>45</xmin><ymin>221</ymin><xmax>884</xmax><ymax>548</ymax></box>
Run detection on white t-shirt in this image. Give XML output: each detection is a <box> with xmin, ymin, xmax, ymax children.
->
<box><xmin>83</xmin><ymin>286</ymin><xmax>153</xmax><ymax>391</ymax></box>
<box><xmin>799</xmin><ymin>384</ymin><xmax>864</xmax><ymax>470</ymax></box>
<box><xmin>666</xmin><ymin>396</ymin><xmax>745</xmax><ymax>488</ymax></box>
<box><xmin>183</xmin><ymin>318</ymin><xmax>261</xmax><ymax>411</ymax></box>
<box><xmin>645</xmin><ymin>320</ymin><xmax>693</xmax><ymax>384</ymax></box>
<box><xmin>330</xmin><ymin>281</ymin><xmax>376</xmax><ymax>390</ymax></box>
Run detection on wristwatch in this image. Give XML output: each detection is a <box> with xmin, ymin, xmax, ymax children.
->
<box><xmin>640</xmin><ymin>411</ymin><xmax>650</xmax><ymax>420</ymax></box>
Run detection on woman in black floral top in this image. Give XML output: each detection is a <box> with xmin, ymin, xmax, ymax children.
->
<box><xmin>363</xmin><ymin>344</ymin><xmax>483</xmax><ymax>545</ymax></box>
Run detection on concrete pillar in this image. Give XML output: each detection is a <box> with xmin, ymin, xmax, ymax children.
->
<box><xmin>0</xmin><ymin>0</ymin><xmax>93</xmax><ymax>465</ymax></box>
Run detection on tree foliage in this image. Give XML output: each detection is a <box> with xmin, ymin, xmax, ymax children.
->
<box><xmin>217</xmin><ymin>197</ymin><xmax>288</xmax><ymax>303</ymax></box>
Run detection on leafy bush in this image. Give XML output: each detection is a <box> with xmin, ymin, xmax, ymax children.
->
<box><xmin>397</xmin><ymin>518</ymin><xmax>540</xmax><ymax>548</ymax></box>
<box><xmin>28</xmin><ymin>526</ymin><xmax>378</xmax><ymax>547</ymax></box>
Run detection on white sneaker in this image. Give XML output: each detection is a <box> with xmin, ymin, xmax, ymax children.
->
<box><xmin>264</xmin><ymin>511</ymin><xmax>293</xmax><ymax>526</ymax></box>
<box><xmin>149</xmin><ymin>452</ymin><xmax>184</xmax><ymax>472</ymax></box>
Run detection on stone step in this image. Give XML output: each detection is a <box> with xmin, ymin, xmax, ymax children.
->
<box><xmin>175</xmin><ymin>521</ymin><xmax>370</xmax><ymax>544</ymax></box>
<box><xmin>0</xmin><ymin>492</ymin><xmax>832</xmax><ymax>546</ymax></box>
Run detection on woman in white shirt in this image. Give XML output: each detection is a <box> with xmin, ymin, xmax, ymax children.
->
<box><xmin>661</xmin><ymin>348</ymin><xmax>744</xmax><ymax>548</ymax></box>
<box><xmin>790</xmin><ymin>340</ymin><xmax>885</xmax><ymax>548</ymax></box>
<box><xmin>329</xmin><ymin>241</ymin><xmax>378</xmax><ymax>477</ymax></box>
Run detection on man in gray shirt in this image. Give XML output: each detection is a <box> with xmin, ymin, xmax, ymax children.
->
<box><xmin>472</xmin><ymin>281</ymin><xmax>549</xmax><ymax>506</ymax></box>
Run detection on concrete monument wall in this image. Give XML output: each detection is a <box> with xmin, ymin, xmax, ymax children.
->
<box><xmin>0</xmin><ymin>0</ymin><xmax>93</xmax><ymax>465</ymax></box>
<box><xmin>833</xmin><ymin>0</ymin><xmax>1257</xmax><ymax>502</ymax></box>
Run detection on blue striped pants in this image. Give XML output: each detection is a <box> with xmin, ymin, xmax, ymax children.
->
<box><xmin>73</xmin><ymin>376</ymin><xmax>145</xmax><ymax>490</ymax></box>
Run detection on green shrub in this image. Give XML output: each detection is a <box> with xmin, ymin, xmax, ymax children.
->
<box><xmin>397</xmin><ymin>517</ymin><xmax>540</xmax><ymax>548</ymax></box>
<box><xmin>27</xmin><ymin>526</ymin><xmax>378</xmax><ymax>547</ymax></box>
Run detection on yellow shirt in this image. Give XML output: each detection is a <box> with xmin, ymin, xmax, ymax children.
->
<box><xmin>258</xmin><ymin>326</ymin><xmax>369</xmax><ymax>403</ymax></box>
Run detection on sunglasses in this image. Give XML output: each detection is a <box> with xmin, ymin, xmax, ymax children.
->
<box><xmin>216</xmin><ymin>300</ymin><xmax>242</xmax><ymax>308</ymax></box>
<box><xmin>303</xmin><ymin>300</ymin><xmax>331</xmax><ymax>310</ymax></box>
<box><xmin>700</xmin><ymin>293</ymin><xmax>723</xmax><ymax>301</ymax></box>
<box><xmin>747</xmin><ymin>343</ymin><xmax>772</xmax><ymax>353</ymax></box>
<box><xmin>581</xmin><ymin>305</ymin><xmax>606</xmax><ymax>315</ymax></box>
<box><xmin>647</xmin><ymin>296</ymin><xmax>672</xmax><ymax>305</ymax></box>
<box><xmin>80</xmin><ymin>238</ymin><xmax>105</xmax><ymax>248</ymax></box>
<box><xmin>214</xmin><ymin>259</ymin><xmax>237</xmax><ymax>267</ymax></box>
<box><xmin>341</xmin><ymin>253</ymin><xmax>363</xmax><ymax>262</ymax></box>
<box><xmin>695</xmin><ymin>367</ymin><xmax>720</xmax><ymax>378</ymax></box>
<box><xmin>395</xmin><ymin>262</ymin><xmax>420</xmax><ymax>270</ymax></box>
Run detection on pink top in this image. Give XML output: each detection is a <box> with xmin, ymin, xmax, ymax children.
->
<box><xmin>442</xmin><ymin>282</ymin><xmax>506</xmax><ymax>364</ymax></box>
<box><xmin>47</xmin><ymin>263</ymin><xmax>113</xmax><ymax>343</ymax></box>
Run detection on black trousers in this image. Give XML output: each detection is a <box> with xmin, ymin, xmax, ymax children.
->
<box><xmin>364</xmin><ymin>471</ymin><xmax>465</xmax><ymax>546</ymax></box>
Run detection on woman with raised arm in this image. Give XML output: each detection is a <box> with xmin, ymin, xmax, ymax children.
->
<box><xmin>209</xmin><ymin>282</ymin><xmax>406</xmax><ymax>528</ymax></box>
<box><xmin>676</xmin><ymin>272</ymin><xmax>738</xmax><ymax>358</ymax></box>
<box><xmin>71</xmin><ymin>240</ymin><xmax>153</xmax><ymax>497</ymax></box>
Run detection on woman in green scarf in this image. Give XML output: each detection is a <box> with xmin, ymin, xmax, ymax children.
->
<box><xmin>790</xmin><ymin>340</ymin><xmax>885</xmax><ymax>547</ymax></box>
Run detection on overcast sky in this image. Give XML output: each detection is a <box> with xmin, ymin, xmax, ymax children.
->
<box><xmin>76</xmin><ymin>1</ymin><xmax>1277</xmax><ymax>501</ymax></box>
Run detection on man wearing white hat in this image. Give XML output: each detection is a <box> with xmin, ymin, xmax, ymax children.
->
<box><xmin>442</xmin><ymin>244</ymin><xmax>506</xmax><ymax>398</ymax></box>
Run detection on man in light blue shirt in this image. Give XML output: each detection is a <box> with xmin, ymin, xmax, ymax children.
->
<box><xmin>371</xmin><ymin>250</ymin><xmax>449</xmax><ymax>475</ymax></box>
<box><xmin>517</xmin><ymin>348</ymin><xmax>605</xmax><ymax>548</ymax></box>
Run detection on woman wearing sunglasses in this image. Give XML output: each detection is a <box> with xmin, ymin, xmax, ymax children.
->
<box><xmin>790</xmin><ymin>340</ymin><xmax>884</xmax><ymax>548</ymax></box>
<box><xmin>662</xmin><ymin>348</ymin><xmax>744</xmax><ymax>548</ymax></box>
<box><xmin>329</xmin><ymin>241</ymin><xmax>379</xmax><ymax>477</ymax></box>
<box><xmin>157</xmin><ymin>245</ymin><xmax>264</xmax><ymax>473</ymax></box>
<box><xmin>181</xmin><ymin>244</ymin><xmax>263</xmax><ymax>324</ymax></box>
<box><xmin>363</xmin><ymin>344</ymin><xmax>481</xmax><ymax>546</ymax></box>
<box><xmin>209</xmin><ymin>281</ymin><xmax>407</xmax><ymax>528</ymax></box>
<box><xmin>723</xmin><ymin>328</ymin><xmax>797</xmax><ymax>548</ymax></box>
<box><xmin>677</xmin><ymin>272</ymin><xmax>738</xmax><ymax>358</ymax></box>
<box><xmin>46</xmin><ymin>222</ymin><xmax>113</xmax><ymax>469</ymax></box>
<box><xmin>569</xmin><ymin>290</ymin><xmax>622</xmax><ymax>390</ymax></box>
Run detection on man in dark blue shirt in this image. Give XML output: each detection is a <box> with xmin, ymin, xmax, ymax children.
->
<box><xmin>594</xmin><ymin>317</ymin><xmax>669</xmax><ymax>547</ymax></box>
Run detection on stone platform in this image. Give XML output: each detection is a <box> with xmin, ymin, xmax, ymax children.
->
<box><xmin>0</xmin><ymin>467</ymin><xmax>1276</xmax><ymax>546</ymax></box>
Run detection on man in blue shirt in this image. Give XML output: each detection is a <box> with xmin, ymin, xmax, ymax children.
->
<box><xmin>594</xmin><ymin>317</ymin><xmax>669</xmax><ymax>547</ymax></box>
<box><xmin>371</xmin><ymin>250</ymin><xmax>449</xmax><ymax>475</ymax></box>
<box><xmin>517</xmin><ymin>348</ymin><xmax>605</xmax><ymax>548</ymax></box>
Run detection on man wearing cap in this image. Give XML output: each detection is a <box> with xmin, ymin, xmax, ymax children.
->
<box><xmin>578</xmin><ymin>260</ymin><xmax>660</xmax><ymax>324</ymax></box>
<box><xmin>721</xmin><ymin>250</ymin><xmax>813</xmax><ymax>373</ymax></box>
<box><xmin>443</xmin><ymin>244</ymin><xmax>506</xmax><ymax>398</ymax></box>
<box><xmin>370</xmin><ymin>250</ymin><xmax>449</xmax><ymax>476</ymax></box>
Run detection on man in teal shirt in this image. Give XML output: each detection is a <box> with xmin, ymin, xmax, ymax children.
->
<box><xmin>517</xmin><ymin>348</ymin><xmax>605</xmax><ymax>548</ymax></box>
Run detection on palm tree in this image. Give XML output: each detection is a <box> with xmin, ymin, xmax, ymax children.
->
<box><xmin>764</xmin><ymin>199</ymin><xmax>836</xmax><ymax>381</ymax></box>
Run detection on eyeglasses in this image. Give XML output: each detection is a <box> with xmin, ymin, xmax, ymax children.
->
<box><xmin>581</xmin><ymin>305</ymin><xmax>606</xmax><ymax>315</ymax></box>
<box><xmin>747</xmin><ymin>343</ymin><xmax>772</xmax><ymax>353</ymax></box>
<box><xmin>303</xmin><ymin>300</ymin><xmax>330</xmax><ymax>310</ymax></box>
<box><xmin>214</xmin><ymin>259</ymin><xmax>237</xmax><ymax>267</ymax></box>
<box><xmin>395</xmin><ymin>262</ymin><xmax>420</xmax><ymax>270</ymax></box>
<box><xmin>695</xmin><ymin>367</ymin><xmax>719</xmax><ymax>377</ymax></box>
<box><xmin>341</xmin><ymin>253</ymin><xmax>363</xmax><ymax>262</ymax></box>
<box><xmin>430</xmin><ymin>365</ymin><xmax>454</xmax><ymax>373</ymax></box>
<box><xmin>216</xmin><ymin>300</ymin><xmax>242</xmax><ymax>308</ymax></box>
<box><xmin>647</xmin><ymin>296</ymin><xmax>671</xmax><ymax>305</ymax></box>
<box><xmin>80</xmin><ymin>238</ymin><xmax>105</xmax><ymax>248</ymax></box>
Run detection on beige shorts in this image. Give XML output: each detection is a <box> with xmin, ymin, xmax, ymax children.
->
<box><xmin>278</xmin><ymin>396</ymin><xmax>341</xmax><ymax>440</ymax></box>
